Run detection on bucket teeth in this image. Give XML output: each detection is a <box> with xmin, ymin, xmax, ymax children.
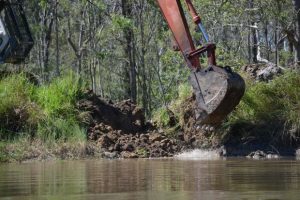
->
<box><xmin>189</xmin><ymin>65</ymin><xmax>245</xmax><ymax>126</ymax></box>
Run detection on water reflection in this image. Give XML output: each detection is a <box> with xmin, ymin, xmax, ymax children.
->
<box><xmin>0</xmin><ymin>159</ymin><xmax>300</xmax><ymax>199</ymax></box>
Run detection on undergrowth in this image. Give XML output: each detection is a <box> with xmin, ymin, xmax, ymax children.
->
<box><xmin>0</xmin><ymin>73</ymin><xmax>87</xmax><ymax>142</ymax></box>
<box><xmin>154</xmin><ymin>70</ymin><xmax>300</xmax><ymax>145</ymax></box>
<box><xmin>0</xmin><ymin>137</ymin><xmax>99</xmax><ymax>162</ymax></box>
<box><xmin>223</xmin><ymin>71</ymin><xmax>300</xmax><ymax>144</ymax></box>
<box><xmin>153</xmin><ymin>83</ymin><xmax>192</xmax><ymax>127</ymax></box>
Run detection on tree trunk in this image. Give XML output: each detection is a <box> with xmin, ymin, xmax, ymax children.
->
<box><xmin>247</xmin><ymin>0</ymin><xmax>258</xmax><ymax>63</ymax></box>
<box><xmin>40</xmin><ymin>3</ymin><xmax>55</xmax><ymax>82</ymax></box>
<box><xmin>139</xmin><ymin>0</ymin><xmax>148</xmax><ymax>115</ymax></box>
<box><xmin>275</xmin><ymin>21</ymin><xmax>279</xmax><ymax>66</ymax></box>
<box><xmin>294</xmin><ymin>0</ymin><xmax>300</xmax><ymax>65</ymax></box>
<box><xmin>251</xmin><ymin>23</ymin><xmax>258</xmax><ymax>63</ymax></box>
<box><xmin>264</xmin><ymin>23</ymin><xmax>270</xmax><ymax>60</ymax></box>
<box><xmin>55</xmin><ymin>0</ymin><xmax>60</xmax><ymax>77</ymax></box>
<box><xmin>121</xmin><ymin>0</ymin><xmax>137</xmax><ymax>103</ymax></box>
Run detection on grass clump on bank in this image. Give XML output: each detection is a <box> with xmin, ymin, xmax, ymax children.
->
<box><xmin>0</xmin><ymin>73</ymin><xmax>87</xmax><ymax>142</ymax></box>
<box><xmin>153</xmin><ymin>83</ymin><xmax>192</xmax><ymax>128</ymax></box>
<box><xmin>0</xmin><ymin>137</ymin><xmax>101</xmax><ymax>162</ymax></box>
<box><xmin>0</xmin><ymin>75</ymin><xmax>37</xmax><ymax>139</ymax></box>
<box><xmin>153</xmin><ymin>70</ymin><xmax>300</xmax><ymax>146</ymax></box>
<box><xmin>34</xmin><ymin>75</ymin><xmax>87</xmax><ymax>141</ymax></box>
<box><xmin>224</xmin><ymin>71</ymin><xmax>300</xmax><ymax>145</ymax></box>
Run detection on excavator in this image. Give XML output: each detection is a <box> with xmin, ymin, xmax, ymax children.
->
<box><xmin>0</xmin><ymin>0</ymin><xmax>245</xmax><ymax>127</ymax></box>
<box><xmin>0</xmin><ymin>0</ymin><xmax>33</xmax><ymax>64</ymax></box>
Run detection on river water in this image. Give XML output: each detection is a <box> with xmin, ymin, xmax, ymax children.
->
<box><xmin>0</xmin><ymin>151</ymin><xmax>300</xmax><ymax>200</ymax></box>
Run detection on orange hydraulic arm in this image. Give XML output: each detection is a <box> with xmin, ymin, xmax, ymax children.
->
<box><xmin>156</xmin><ymin>0</ymin><xmax>216</xmax><ymax>70</ymax></box>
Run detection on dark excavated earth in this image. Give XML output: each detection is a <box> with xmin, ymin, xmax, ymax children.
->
<box><xmin>78</xmin><ymin>91</ymin><xmax>219</xmax><ymax>159</ymax></box>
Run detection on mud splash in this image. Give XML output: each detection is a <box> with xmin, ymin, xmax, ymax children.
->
<box><xmin>175</xmin><ymin>149</ymin><xmax>221</xmax><ymax>160</ymax></box>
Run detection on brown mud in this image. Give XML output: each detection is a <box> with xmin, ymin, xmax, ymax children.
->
<box><xmin>79</xmin><ymin>90</ymin><xmax>298</xmax><ymax>159</ymax></box>
<box><xmin>78</xmin><ymin>91</ymin><xmax>220</xmax><ymax>159</ymax></box>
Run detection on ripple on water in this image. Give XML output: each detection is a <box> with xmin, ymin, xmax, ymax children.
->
<box><xmin>175</xmin><ymin>149</ymin><xmax>221</xmax><ymax>160</ymax></box>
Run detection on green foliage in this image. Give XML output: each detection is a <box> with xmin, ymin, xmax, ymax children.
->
<box><xmin>0</xmin><ymin>74</ymin><xmax>34</xmax><ymax>114</ymax></box>
<box><xmin>34</xmin><ymin>74</ymin><xmax>83</xmax><ymax>117</ymax></box>
<box><xmin>111</xmin><ymin>14</ymin><xmax>134</xmax><ymax>31</ymax></box>
<box><xmin>34</xmin><ymin>74</ymin><xmax>86</xmax><ymax>142</ymax></box>
<box><xmin>226</xmin><ymin>71</ymin><xmax>300</xmax><ymax>140</ymax></box>
<box><xmin>37</xmin><ymin>117</ymin><xmax>86</xmax><ymax>142</ymax></box>
<box><xmin>153</xmin><ymin>107</ymin><xmax>172</xmax><ymax>127</ymax></box>
<box><xmin>216</xmin><ymin>47</ymin><xmax>247</xmax><ymax>70</ymax></box>
<box><xmin>0</xmin><ymin>74</ymin><xmax>86</xmax><ymax>142</ymax></box>
<box><xmin>279</xmin><ymin>51</ymin><xmax>294</xmax><ymax>66</ymax></box>
<box><xmin>172</xmin><ymin>83</ymin><xmax>192</xmax><ymax>109</ymax></box>
<box><xmin>153</xmin><ymin>83</ymin><xmax>192</xmax><ymax>127</ymax></box>
<box><xmin>0</xmin><ymin>74</ymin><xmax>39</xmax><ymax>139</ymax></box>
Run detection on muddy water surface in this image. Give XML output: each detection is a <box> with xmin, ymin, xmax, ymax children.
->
<box><xmin>0</xmin><ymin>156</ymin><xmax>300</xmax><ymax>200</ymax></box>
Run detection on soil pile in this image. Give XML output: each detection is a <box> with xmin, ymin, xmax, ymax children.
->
<box><xmin>78</xmin><ymin>91</ymin><xmax>146</xmax><ymax>133</ymax></box>
<box><xmin>78</xmin><ymin>91</ymin><xmax>187</xmax><ymax>158</ymax></box>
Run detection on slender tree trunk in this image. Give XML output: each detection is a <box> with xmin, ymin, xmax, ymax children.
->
<box><xmin>251</xmin><ymin>23</ymin><xmax>258</xmax><ymax>63</ymax></box>
<box><xmin>121</xmin><ymin>0</ymin><xmax>137</xmax><ymax>103</ymax></box>
<box><xmin>275</xmin><ymin>21</ymin><xmax>279</xmax><ymax>66</ymax></box>
<box><xmin>67</xmin><ymin>6</ymin><xmax>86</xmax><ymax>77</ymax></box>
<box><xmin>139</xmin><ymin>0</ymin><xmax>148</xmax><ymax>115</ymax></box>
<box><xmin>97</xmin><ymin>59</ymin><xmax>104</xmax><ymax>97</ymax></box>
<box><xmin>41</xmin><ymin>4</ymin><xmax>54</xmax><ymax>82</ymax></box>
<box><xmin>247</xmin><ymin>0</ymin><xmax>252</xmax><ymax>64</ymax></box>
<box><xmin>248</xmin><ymin>27</ymin><xmax>252</xmax><ymax>64</ymax></box>
<box><xmin>294</xmin><ymin>0</ymin><xmax>300</xmax><ymax>65</ymax></box>
<box><xmin>264</xmin><ymin>23</ymin><xmax>270</xmax><ymax>60</ymax></box>
<box><xmin>55</xmin><ymin>0</ymin><xmax>60</xmax><ymax>76</ymax></box>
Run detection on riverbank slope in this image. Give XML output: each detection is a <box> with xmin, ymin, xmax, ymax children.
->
<box><xmin>1</xmin><ymin>69</ymin><xmax>300</xmax><ymax>162</ymax></box>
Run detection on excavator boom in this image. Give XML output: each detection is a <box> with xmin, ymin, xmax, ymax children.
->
<box><xmin>0</xmin><ymin>0</ymin><xmax>245</xmax><ymax>127</ymax></box>
<box><xmin>157</xmin><ymin>0</ymin><xmax>245</xmax><ymax>126</ymax></box>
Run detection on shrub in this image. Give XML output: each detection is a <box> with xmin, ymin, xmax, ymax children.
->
<box><xmin>37</xmin><ymin>117</ymin><xmax>86</xmax><ymax>142</ymax></box>
<box><xmin>153</xmin><ymin>83</ymin><xmax>192</xmax><ymax>127</ymax></box>
<box><xmin>34</xmin><ymin>74</ymin><xmax>84</xmax><ymax>117</ymax></box>
<box><xmin>225</xmin><ymin>71</ymin><xmax>300</xmax><ymax>142</ymax></box>
<box><xmin>0</xmin><ymin>73</ymin><xmax>86</xmax><ymax>141</ymax></box>
<box><xmin>0</xmin><ymin>74</ymin><xmax>38</xmax><ymax>138</ymax></box>
<box><xmin>34</xmin><ymin>74</ymin><xmax>86</xmax><ymax>141</ymax></box>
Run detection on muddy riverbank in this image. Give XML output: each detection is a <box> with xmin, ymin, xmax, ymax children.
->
<box><xmin>1</xmin><ymin>69</ymin><xmax>300</xmax><ymax>162</ymax></box>
<box><xmin>75</xmin><ymin>90</ymin><xmax>300</xmax><ymax>160</ymax></box>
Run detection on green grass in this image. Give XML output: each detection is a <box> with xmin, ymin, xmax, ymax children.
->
<box><xmin>0</xmin><ymin>73</ymin><xmax>87</xmax><ymax>142</ymax></box>
<box><xmin>153</xmin><ymin>71</ymin><xmax>300</xmax><ymax>145</ymax></box>
<box><xmin>0</xmin><ymin>74</ymin><xmax>38</xmax><ymax>139</ymax></box>
<box><xmin>224</xmin><ymin>71</ymin><xmax>300</xmax><ymax>143</ymax></box>
<box><xmin>153</xmin><ymin>83</ymin><xmax>192</xmax><ymax>127</ymax></box>
<box><xmin>33</xmin><ymin>74</ymin><xmax>86</xmax><ymax>141</ymax></box>
<box><xmin>34</xmin><ymin>74</ymin><xmax>83</xmax><ymax>117</ymax></box>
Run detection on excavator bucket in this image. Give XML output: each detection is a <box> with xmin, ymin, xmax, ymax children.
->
<box><xmin>189</xmin><ymin>66</ymin><xmax>245</xmax><ymax>126</ymax></box>
<box><xmin>157</xmin><ymin>0</ymin><xmax>245</xmax><ymax>126</ymax></box>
